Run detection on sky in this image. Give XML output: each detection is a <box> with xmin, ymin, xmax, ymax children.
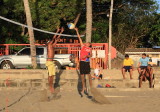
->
<box><xmin>156</xmin><ymin>0</ymin><xmax>160</xmax><ymax>13</ymax></box>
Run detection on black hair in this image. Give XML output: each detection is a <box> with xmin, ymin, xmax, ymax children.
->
<box><xmin>125</xmin><ymin>54</ymin><xmax>129</xmax><ymax>57</ymax></box>
<box><xmin>142</xmin><ymin>53</ymin><xmax>146</xmax><ymax>56</ymax></box>
<box><xmin>147</xmin><ymin>64</ymin><xmax>152</xmax><ymax>68</ymax></box>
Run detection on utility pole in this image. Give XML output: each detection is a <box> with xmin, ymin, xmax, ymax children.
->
<box><xmin>108</xmin><ymin>0</ymin><xmax>114</xmax><ymax>69</ymax></box>
<box><xmin>23</xmin><ymin>0</ymin><xmax>37</xmax><ymax>69</ymax></box>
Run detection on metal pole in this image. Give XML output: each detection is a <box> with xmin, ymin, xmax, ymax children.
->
<box><xmin>108</xmin><ymin>0</ymin><xmax>114</xmax><ymax>69</ymax></box>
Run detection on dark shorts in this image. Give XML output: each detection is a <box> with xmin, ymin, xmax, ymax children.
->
<box><xmin>99</xmin><ymin>74</ymin><xmax>103</xmax><ymax>79</ymax></box>
<box><xmin>123</xmin><ymin>66</ymin><xmax>132</xmax><ymax>72</ymax></box>
<box><xmin>80</xmin><ymin>61</ymin><xmax>90</xmax><ymax>74</ymax></box>
<box><xmin>140</xmin><ymin>66</ymin><xmax>147</xmax><ymax>70</ymax></box>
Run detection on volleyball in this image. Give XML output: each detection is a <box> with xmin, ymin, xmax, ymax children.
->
<box><xmin>67</xmin><ymin>23</ymin><xmax>75</xmax><ymax>29</ymax></box>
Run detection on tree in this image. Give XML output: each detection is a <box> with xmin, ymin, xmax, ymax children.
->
<box><xmin>23</xmin><ymin>0</ymin><xmax>37</xmax><ymax>69</ymax></box>
<box><xmin>91</xmin><ymin>0</ymin><xmax>158</xmax><ymax>52</ymax></box>
<box><xmin>148</xmin><ymin>14</ymin><xmax>160</xmax><ymax>46</ymax></box>
<box><xmin>0</xmin><ymin>0</ymin><xmax>159</xmax><ymax>54</ymax></box>
<box><xmin>86</xmin><ymin>0</ymin><xmax>92</xmax><ymax>43</ymax></box>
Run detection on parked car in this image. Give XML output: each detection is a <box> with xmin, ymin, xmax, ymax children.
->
<box><xmin>0</xmin><ymin>47</ymin><xmax>75</xmax><ymax>71</ymax></box>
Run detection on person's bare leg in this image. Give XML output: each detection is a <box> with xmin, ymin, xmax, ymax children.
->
<box><xmin>122</xmin><ymin>68</ymin><xmax>126</xmax><ymax>79</ymax></box>
<box><xmin>149</xmin><ymin>74</ymin><xmax>153</xmax><ymax>88</ymax></box>
<box><xmin>139</xmin><ymin>70</ymin><xmax>144</xmax><ymax>88</ymax></box>
<box><xmin>88</xmin><ymin>74</ymin><xmax>92</xmax><ymax>88</ymax></box>
<box><xmin>129</xmin><ymin>69</ymin><xmax>133</xmax><ymax>79</ymax></box>
<box><xmin>121</xmin><ymin>68</ymin><xmax>123</xmax><ymax>75</ymax></box>
<box><xmin>48</xmin><ymin>76</ymin><xmax>54</xmax><ymax>93</ymax></box>
<box><xmin>142</xmin><ymin>69</ymin><xmax>146</xmax><ymax>81</ymax></box>
<box><xmin>138</xmin><ymin>67</ymin><xmax>141</xmax><ymax>74</ymax></box>
<box><xmin>81</xmin><ymin>74</ymin><xmax>85</xmax><ymax>93</ymax></box>
<box><xmin>139</xmin><ymin>75</ymin><xmax>143</xmax><ymax>88</ymax></box>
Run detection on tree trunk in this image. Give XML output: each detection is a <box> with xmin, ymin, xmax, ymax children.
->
<box><xmin>86</xmin><ymin>0</ymin><xmax>92</xmax><ymax>43</ymax></box>
<box><xmin>23</xmin><ymin>0</ymin><xmax>37</xmax><ymax>69</ymax></box>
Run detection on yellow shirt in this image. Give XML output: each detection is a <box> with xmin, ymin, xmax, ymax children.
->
<box><xmin>123</xmin><ymin>58</ymin><xmax>133</xmax><ymax>66</ymax></box>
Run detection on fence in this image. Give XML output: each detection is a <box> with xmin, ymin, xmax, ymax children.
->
<box><xmin>0</xmin><ymin>43</ymin><xmax>117</xmax><ymax>69</ymax></box>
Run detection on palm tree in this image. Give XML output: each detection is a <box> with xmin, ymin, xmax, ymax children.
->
<box><xmin>86</xmin><ymin>0</ymin><xmax>92</xmax><ymax>43</ymax></box>
<box><xmin>23</xmin><ymin>0</ymin><xmax>37</xmax><ymax>69</ymax></box>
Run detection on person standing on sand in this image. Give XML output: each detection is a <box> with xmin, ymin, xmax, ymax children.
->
<box><xmin>46</xmin><ymin>27</ymin><xmax>64</xmax><ymax>94</ymax></box>
<box><xmin>74</xmin><ymin>28</ymin><xmax>92</xmax><ymax>96</ymax></box>
<box><xmin>122</xmin><ymin>54</ymin><xmax>134</xmax><ymax>79</ymax></box>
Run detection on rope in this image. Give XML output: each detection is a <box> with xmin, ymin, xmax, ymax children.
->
<box><xmin>0</xmin><ymin>88</ymin><xmax>31</xmax><ymax>111</ymax></box>
<box><xmin>0</xmin><ymin>16</ymin><xmax>84</xmax><ymax>37</ymax></box>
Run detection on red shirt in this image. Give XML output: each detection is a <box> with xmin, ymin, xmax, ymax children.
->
<box><xmin>80</xmin><ymin>46</ymin><xmax>91</xmax><ymax>61</ymax></box>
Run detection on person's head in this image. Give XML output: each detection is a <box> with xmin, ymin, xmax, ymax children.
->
<box><xmin>147</xmin><ymin>64</ymin><xmax>152</xmax><ymax>69</ymax></box>
<box><xmin>142</xmin><ymin>53</ymin><xmax>147</xmax><ymax>58</ymax></box>
<box><xmin>85</xmin><ymin>42</ymin><xmax>92</xmax><ymax>48</ymax></box>
<box><xmin>125</xmin><ymin>54</ymin><xmax>129</xmax><ymax>59</ymax></box>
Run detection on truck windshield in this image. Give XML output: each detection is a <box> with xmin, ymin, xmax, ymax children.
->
<box><xmin>18</xmin><ymin>48</ymin><xmax>44</xmax><ymax>55</ymax></box>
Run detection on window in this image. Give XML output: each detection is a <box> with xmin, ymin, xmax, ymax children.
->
<box><xmin>36</xmin><ymin>48</ymin><xmax>44</xmax><ymax>55</ymax></box>
<box><xmin>19</xmin><ymin>48</ymin><xmax>30</xmax><ymax>55</ymax></box>
<box><xmin>18</xmin><ymin>48</ymin><xmax>44</xmax><ymax>55</ymax></box>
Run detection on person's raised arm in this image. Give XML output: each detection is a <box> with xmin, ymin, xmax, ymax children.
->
<box><xmin>52</xmin><ymin>27</ymin><xmax>61</xmax><ymax>40</ymax></box>
<box><xmin>53</xmin><ymin>27</ymin><xmax>64</xmax><ymax>46</ymax></box>
<box><xmin>49</xmin><ymin>28</ymin><xmax>61</xmax><ymax>44</ymax></box>
<box><xmin>74</xmin><ymin>27</ymin><xmax>84</xmax><ymax>47</ymax></box>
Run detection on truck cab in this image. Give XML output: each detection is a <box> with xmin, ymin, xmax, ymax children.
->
<box><xmin>0</xmin><ymin>47</ymin><xmax>75</xmax><ymax>70</ymax></box>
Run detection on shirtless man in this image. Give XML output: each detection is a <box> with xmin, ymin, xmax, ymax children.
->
<box><xmin>46</xmin><ymin>27</ymin><xmax>64</xmax><ymax>94</ymax></box>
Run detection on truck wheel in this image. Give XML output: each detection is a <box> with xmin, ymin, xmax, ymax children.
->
<box><xmin>1</xmin><ymin>61</ymin><xmax>14</xmax><ymax>69</ymax></box>
<box><xmin>54</xmin><ymin>61</ymin><xmax>62</xmax><ymax>74</ymax></box>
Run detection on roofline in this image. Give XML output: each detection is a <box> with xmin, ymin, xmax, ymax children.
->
<box><xmin>125</xmin><ymin>52</ymin><xmax>160</xmax><ymax>54</ymax></box>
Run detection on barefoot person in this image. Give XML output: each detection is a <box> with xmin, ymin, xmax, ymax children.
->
<box><xmin>145</xmin><ymin>65</ymin><xmax>154</xmax><ymax>88</ymax></box>
<box><xmin>122</xmin><ymin>54</ymin><xmax>134</xmax><ymax>79</ymax></box>
<box><xmin>46</xmin><ymin>28</ymin><xmax>64</xmax><ymax>94</ymax></box>
<box><xmin>138</xmin><ymin>53</ymin><xmax>150</xmax><ymax>88</ymax></box>
<box><xmin>75</xmin><ymin>28</ymin><xmax>92</xmax><ymax>96</ymax></box>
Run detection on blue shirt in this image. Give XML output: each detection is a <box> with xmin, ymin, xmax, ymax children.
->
<box><xmin>139</xmin><ymin>57</ymin><xmax>149</xmax><ymax>66</ymax></box>
<box><xmin>85</xmin><ymin>53</ymin><xmax>90</xmax><ymax>62</ymax></box>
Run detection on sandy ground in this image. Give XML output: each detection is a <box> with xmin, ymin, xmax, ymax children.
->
<box><xmin>0</xmin><ymin>86</ymin><xmax>160</xmax><ymax>112</ymax></box>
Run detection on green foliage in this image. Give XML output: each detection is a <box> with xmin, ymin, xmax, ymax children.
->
<box><xmin>149</xmin><ymin>14</ymin><xmax>160</xmax><ymax>46</ymax></box>
<box><xmin>0</xmin><ymin>0</ymin><xmax>85</xmax><ymax>43</ymax></box>
<box><xmin>0</xmin><ymin>0</ymin><xmax>159</xmax><ymax>53</ymax></box>
<box><xmin>92</xmin><ymin>18</ymin><xmax>108</xmax><ymax>43</ymax></box>
<box><xmin>91</xmin><ymin>0</ymin><xmax>158</xmax><ymax>52</ymax></box>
